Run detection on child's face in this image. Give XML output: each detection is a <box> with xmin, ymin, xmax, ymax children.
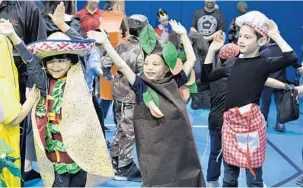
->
<box><xmin>46</xmin><ymin>58</ymin><xmax>72</xmax><ymax>79</ymax></box>
<box><xmin>160</xmin><ymin>18</ymin><xmax>169</xmax><ymax>27</ymax></box>
<box><xmin>237</xmin><ymin>25</ymin><xmax>266</xmax><ymax>57</ymax></box>
<box><xmin>143</xmin><ymin>54</ymin><xmax>168</xmax><ymax>80</ymax></box>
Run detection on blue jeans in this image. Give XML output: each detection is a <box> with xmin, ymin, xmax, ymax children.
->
<box><xmin>99</xmin><ymin>99</ymin><xmax>112</xmax><ymax>119</ymax></box>
<box><xmin>207</xmin><ymin>129</ymin><xmax>222</xmax><ymax>182</ymax></box>
<box><xmin>223</xmin><ymin>161</ymin><xmax>263</xmax><ymax>187</ymax></box>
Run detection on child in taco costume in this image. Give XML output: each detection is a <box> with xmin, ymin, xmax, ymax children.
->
<box><xmin>0</xmin><ymin>34</ymin><xmax>39</xmax><ymax>187</ymax></box>
<box><xmin>0</xmin><ymin>19</ymin><xmax>114</xmax><ymax>187</ymax></box>
<box><xmin>88</xmin><ymin>20</ymin><xmax>205</xmax><ymax>186</ymax></box>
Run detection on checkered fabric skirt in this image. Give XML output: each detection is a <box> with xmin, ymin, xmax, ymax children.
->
<box><xmin>222</xmin><ymin>104</ymin><xmax>266</xmax><ymax>170</ymax></box>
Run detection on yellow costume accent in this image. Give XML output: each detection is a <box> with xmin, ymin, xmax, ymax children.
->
<box><xmin>0</xmin><ymin>35</ymin><xmax>21</xmax><ymax>187</ymax></box>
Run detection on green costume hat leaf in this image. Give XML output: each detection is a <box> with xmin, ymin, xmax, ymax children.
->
<box><xmin>178</xmin><ymin>51</ymin><xmax>186</xmax><ymax>63</ymax></box>
<box><xmin>162</xmin><ymin>42</ymin><xmax>179</xmax><ymax>70</ymax></box>
<box><xmin>139</xmin><ymin>25</ymin><xmax>157</xmax><ymax>55</ymax></box>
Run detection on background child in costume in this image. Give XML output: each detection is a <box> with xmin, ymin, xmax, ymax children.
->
<box><xmin>0</xmin><ymin>32</ymin><xmax>38</xmax><ymax>187</ymax></box>
<box><xmin>204</xmin><ymin>33</ymin><xmax>294</xmax><ymax>187</ymax></box>
<box><xmin>109</xmin><ymin>14</ymin><xmax>147</xmax><ymax>182</ymax></box>
<box><xmin>208</xmin><ymin>11</ymin><xmax>300</xmax><ymax>187</ymax></box>
<box><xmin>260</xmin><ymin>39</ymin><xmax>303</xmax><ymax>132</ymax></box>
<box><xmin>88</xmin><ymin>20</ymin><xmax>205</xmax><ymax>186</ymax></box>
<box><xmin>154</xmin><ymin>9</ymin><xmax>171</xmax><ymax>42</ymax></box>
<box><xmin>50</xmin><ymin>2</ymin><xmax>109</xmax><ymax>137</ymax></box>
<box><xmin>0</xmin><ymin>18</ymin><xmax>114</xmax><ymax>187</ymax></box>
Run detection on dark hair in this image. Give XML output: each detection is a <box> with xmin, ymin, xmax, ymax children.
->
<box><xmin>254</xmin><ymin>30</ymin><xmax>264</xmax><ymax>40</ymax></box>
<box><xmin>43</xmin><ymin>0</ymin><xmax>75</xmax><ymax>16</ymax></box>
<box><xmin>42</xmin><ymin>54</ymin><xmax>79</xmax><ymax>65</ymax></box>
<box><xmin>104</xmin><ymin>1</ymin><xmax>113</xmax><ymax>11</ymax></box>
<box><xmin>129</xmin><ymin>28</ymin><xmax>140</xmax><ymax>37</ymax></box>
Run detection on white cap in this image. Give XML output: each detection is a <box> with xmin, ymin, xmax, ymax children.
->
<box><xmin>236</xmin><ymin>11</ymin><xmax>269</xmax><ymax>37</ymax></box>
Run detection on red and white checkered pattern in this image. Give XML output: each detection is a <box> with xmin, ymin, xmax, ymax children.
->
<box><xmin>222</xmin><ymin>104</ymin><xmax>266</xmax><ymax>172</ymax></box>
<box><xmin>27</xmin><ymin>40</ymin><xmax>95</xmax><ymax>58</ymax></box>
<box><xmin>219</xmin><ymin>43</ymin><xmax>240</xmax><ymax>60</ymax></box>
<box><xmin>243</xmin><ymin>22</ymin><xmax>268</xmax><ymax>38</ymax></box>
<box><xmin>235</xmin><ymin>11</ymin><xmax>269</xmax><ymax>38</ymax></box>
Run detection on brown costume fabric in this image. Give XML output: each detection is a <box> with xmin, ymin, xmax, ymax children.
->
<box><xmin>31</xmin><ymin>63</ymin><xmax>114</xmax><ymax>187</ymax></box>
<box><xmin>133</xmin><ymin>74</ymin><xmax>205</xmax><ymax>187</ymax></box>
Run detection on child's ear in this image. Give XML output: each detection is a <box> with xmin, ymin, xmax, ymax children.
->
<box><xmin>257</xmin><ymin>37</ymin><xmax>267</xmax><ymax>47</ymax></box>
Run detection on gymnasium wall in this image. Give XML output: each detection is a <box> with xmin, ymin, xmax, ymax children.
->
<box><xmin>77</xmin><ymin>1</ymin><xmax>303</xmax><ymax>81</ymax></box>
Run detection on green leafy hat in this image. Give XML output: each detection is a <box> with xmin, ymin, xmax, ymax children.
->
<box><xmin>139</xmin><ymin>25</ymin><xmax>182</xmax><ymax>72</ymax></box>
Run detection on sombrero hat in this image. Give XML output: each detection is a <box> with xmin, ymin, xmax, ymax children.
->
<box><xmin>27</xmin><ymin>32</ymin><xmax>95</xmax><ymax>59</ymax></box>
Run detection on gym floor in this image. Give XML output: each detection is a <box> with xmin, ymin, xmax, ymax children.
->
<box><xmin>25</xmin><ymin>99</ymin><xmax>303</xmax><ymax>187</ymax></box>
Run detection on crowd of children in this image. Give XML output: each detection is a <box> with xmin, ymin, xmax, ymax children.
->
<box><xmin>0</xmin><ymin>0</ymin><xmax>302</xmax><ymax>187</ymax></box>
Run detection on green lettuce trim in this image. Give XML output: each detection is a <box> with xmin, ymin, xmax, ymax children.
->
<box><xmin>45</xmin><ymin>123</ymin><xmax>65</xmax><ymax>152</ymax></box>
<box><xmin>52</xmin><ymin>80</ymin><xmax>66</xmax><ymax>114</ymax></box>
<box><xmin>53</xmin><ymin>163</ymin><xmax>81</xmax><ymax>174</ymax></box>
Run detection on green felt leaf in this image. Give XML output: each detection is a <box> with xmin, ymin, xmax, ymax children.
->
<box><xmin>3</xmin><ymin>159</ymin><xmax>21</xmax><ymax>178</ymax></box>
<box><xmin>178</xmin><ymin>51</ymin><xmax>186</xmax><ymax>63</ymax></box>
<box><xmin>52</xmin><ymin>80</ymin><xmax>65</xmax><ymax>114</ymax></box>
<box><xmin>139</xmin><ymin>25</ymin><xmax>157</xmax><ymax>55</ymax></box>
<box><xmin>6</xmin><ymin>156</ymin><xmax>19</xmax><ymax>164</ymax></box>
<box><xmin>36</xmin><ymin>98</ymin><xmax>46</xmax><ymax>118</ymax></box>
<box><xmin>162</xmin><ymin>42</ymin><xmax>179</xmax><ymax>69</ymax></box>
<box><xmin>0</xmin><ymin>139</ymin><xmax>13</xmax><ymax>155</ymax></box>
<box><xmin>143</xmin><ymin>87</ymin><xmax>160</xmax><ymax>108</ymax></box>
<box><xmin>0</xmin><ymin>179</ymin><xmax>7</xmax><ymax>187</ymax></box>
<box><xmin>186</xmin><ymin>83</ymin><xmax>198</xmax><ymax>94</ymax></box>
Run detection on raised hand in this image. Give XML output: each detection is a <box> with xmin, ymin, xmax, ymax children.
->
<box><xmin>0</xmin><ymin>18</ymin><xmax>15</xmax><ymax>37</ymax></box>
<box><xmin>169</xmin><ymin>20</ymin><xmax>187</xmax><ymax>35</ymax></box>
<box><xmin>87</xmin><ymin>29</ymin><xmax>109</xmax><ymax>44</ymax></box>
<box><xmin>209</xmin><ymin>31</ymin><xmax>224</xmax><ymax>51</ymax></box>
<box><xmin>297</xmin><ymin>66</ymin><xmax>303</xmax><ymax>75</ymax></box>
<box><xmin>49</xmin><ymin>2</ymin><xmax>65</xmax><ymax>27</ymax></box>
<box><xmin>265</xmin><ymin>20</ymin><xmax>280</xmax><ymax>39</ymax></box>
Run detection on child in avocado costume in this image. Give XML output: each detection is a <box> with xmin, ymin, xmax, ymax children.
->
<box><xmin>88</xmin><ymin>19</ymin><xmax>205</xmax><ymax>187</ymax></box>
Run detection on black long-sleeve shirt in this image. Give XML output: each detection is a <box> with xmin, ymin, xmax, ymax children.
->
<box><xmin>209</xmin><ymin>51</ymin><xmax>298</xmax><ymax>111</ymax></box>
<box><xmin>260</xmin><ymin>43</ymin><xmax>301</xmax><ymax>82</ymax></box>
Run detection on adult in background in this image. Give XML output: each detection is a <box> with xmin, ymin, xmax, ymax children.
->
<box><xmin>43</xmin><ymin>0</ymin><xmax>84</xmax><ymax>37</ymax></box>
<box><xmin>228</xmin><ymin>1</ymin><xmax>248</xmax><ymax>43</ymax></box>
<box><xmin>75</xmin><ymin>0</ymin><xmax>103</xmax><ymax>37</ymax></box>
<box><xmin>190</xmin><ymin>0</ymin><xmax>225</xmax><ymax>45</ymax></box>
<box><xmin>190</xmin><ymin>0</ymin><xmax>225</xmax><ymax>108</ymax></box>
